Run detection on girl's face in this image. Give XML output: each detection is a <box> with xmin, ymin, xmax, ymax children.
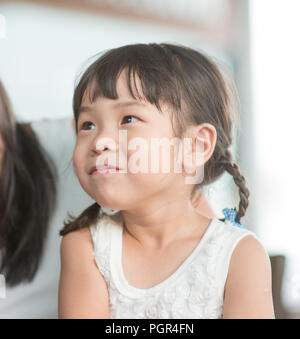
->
<box><xmin>73</xmin><ymin>71</ymin><xmax>191</xmax><ymax>212</ymax></box>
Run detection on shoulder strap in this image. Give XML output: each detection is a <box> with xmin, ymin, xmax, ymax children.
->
<box><xmin>89</xmin><ymin>214</ymin><xmax>113</xmax><ymax>283</ymax></box>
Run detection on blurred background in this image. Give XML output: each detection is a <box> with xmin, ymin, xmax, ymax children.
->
<box><xmin>0</xmin><ymin>0</ymin><xmax>299</xmax><ymax>318</ymax></box>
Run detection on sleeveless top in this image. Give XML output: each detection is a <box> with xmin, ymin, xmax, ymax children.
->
<box><xmin>89</xmin><ymin>210</ymin><xmax>258</xmax><ymax>319</ymax></box>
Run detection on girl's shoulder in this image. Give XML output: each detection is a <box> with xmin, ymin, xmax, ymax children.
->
<box><xmin>61</xmin><ymin>227</ymin><xmax>92</xmax><ymax>252</ymax></box>
<box><xmin>222</xmin><ymin>227</ymin><xmax>273</xmax><ymax>318</ymax></box>
<box><xmin>214</xmin><ymin>218</ymin><xmax>266</xmax><ymax>264</ymax></box>
<box><xmin>60</xmin><ymin>227</ymin><xmax>95</xmax><ymax>272</ymax></box>
<box><xmin>209</xmin><ymin>215</ymin><xmax>270</xmax><ymax>290</ymax></box>
<box><xmin>216</xmin><ymin>215</ymin><xmax>269</xmax><ymax>269</ymax></box>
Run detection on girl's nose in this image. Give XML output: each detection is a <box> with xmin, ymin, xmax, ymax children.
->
<box><xmin>90</xmin><ymin>129</ymin><xmax>118</xmax><ymax>155</ymax></box>
<box><xmin>91</xmin><ymin>143</ymin><xmax>108</xmax><ymax>155</ymax></box>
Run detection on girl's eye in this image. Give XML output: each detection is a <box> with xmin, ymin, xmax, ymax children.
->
<box><xmin>121</xmin><ymin>115</ymin><xmax>140</xmax><ymax>125</ymax></box>
<box><xmin>80</xmin><ymin>121</ymin><xmax>95</xmax><ymax>131</ymax></box>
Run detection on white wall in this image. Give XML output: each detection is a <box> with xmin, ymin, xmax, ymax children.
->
<box><xmin>0</xmin><ymin>2</ymin><xmax>231</xmax><ymax>122</ymax></box>
<box><xmin>249</xmin><ymin>0</ymin><xmax>300</xmax><ymax>313</ymax></box>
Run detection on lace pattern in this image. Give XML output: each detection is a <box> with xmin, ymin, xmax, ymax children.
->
<box><xmin>90</xmin><ymin>213</ymin><xmax>256</xmax><ymax>319</ymax></box>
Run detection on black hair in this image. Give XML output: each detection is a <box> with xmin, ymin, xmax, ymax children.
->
<box><xmin>60</xmin><ymin>42</ymin><xmax>249</xmax><ymax>236</ymax></box>
<box><xmin>0</xmin><ymin>81</ymin><xmax>57</xmax><ymax>286</ymax></box>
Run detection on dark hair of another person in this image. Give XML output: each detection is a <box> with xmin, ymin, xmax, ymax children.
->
<box><xmin>0</xmin><ymin>81</ymin><xmax>57</xmax><ymax>286</ymax></box>
<box><xmin>60</xmin><ymin>43</ymin><xmax>250</xmax><ymax>237</ymax></box>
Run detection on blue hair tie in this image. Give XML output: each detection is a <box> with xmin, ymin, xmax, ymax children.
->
<box><xmin>222</xmin><ymin>208</ymin><xmax>245</xmax><ymax>229</ymax></box>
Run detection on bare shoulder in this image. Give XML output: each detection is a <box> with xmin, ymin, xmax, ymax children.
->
<box><xmin>61</xmin><ymin>226</ymin><xmax>92</xmax><ymax>247</ymax></box>
<box><xmin>59</xmin><ymin>227</ymin><xmax>110</xmax><ymax>318</ymax></box>
<box><xmin>229</xmin><ymin>234</ymin><xmax>271</xmax><ymax>276</ymax></box>
<box><xmin>223</xmin><ymin>234</ymin><xmax>275</xmax><ymax>318</ymax></box>
<box><xmin>60</xmin><ymin>227</ymin><xmax>95</xmax><ymax>271</ymax></box>
<box><xmin>61</xmin><ymin>227</ymin><xmax>92</xmax><ymax>252</ymax></box>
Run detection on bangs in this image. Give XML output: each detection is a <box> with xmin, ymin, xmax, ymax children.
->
<box><xmin>73</xmin><ymin>44</ymin><xmax>183</xmax><ymax>124</ymax></box>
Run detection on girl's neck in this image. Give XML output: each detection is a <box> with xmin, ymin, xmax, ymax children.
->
<box><xmin>120</xmin><ymin>192</ymin><xmax>214</xmax><ymax>250</ymax></box>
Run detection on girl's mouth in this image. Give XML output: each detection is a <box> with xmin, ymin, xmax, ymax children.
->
<box><xmin>89</xmin><ymin>165</ymin><xmax>120</xmax><ymax>176</ymax></box>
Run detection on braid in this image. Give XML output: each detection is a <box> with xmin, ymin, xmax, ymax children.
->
<box><xmin>219</xmin><ymin>150</ymin><xmax>250</xmax><ymax>223</ymax></box>
<box><xmin>60</xmin><ymin>202</ymin><xmax>101</xmax><ymax>236</ymax></box>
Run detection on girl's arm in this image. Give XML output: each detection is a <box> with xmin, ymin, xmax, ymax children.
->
<box><xmin>222</xmin><ymin>235</ymin><xmax>275</xmax><ymax>319</ymax></box>
<box><xmin>58</xmin><ymin>227</ymin><xmax>110</xmax><ymax>319</ymax></box>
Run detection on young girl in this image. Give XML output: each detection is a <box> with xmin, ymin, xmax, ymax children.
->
<box><xmin>58</xmin><ymin>43</ymin><xmax>274</xmax><ymax>319</ymax></box>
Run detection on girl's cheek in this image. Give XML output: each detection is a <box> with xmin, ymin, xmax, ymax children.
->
<box><xmin>73</xmin><ymin>145</ymin><xmax>84</xmax><ymax>174</ymax></box>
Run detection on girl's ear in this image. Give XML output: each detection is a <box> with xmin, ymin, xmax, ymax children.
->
<box><xmin>181</xmin><ymin>124</ymin><xmax>217</xmax><ymax>168</ymax></box>
<box><xmin>181</xmin><ymin>135</ymin><xmax>205</xmax><ymax>185</ymax></box>
<box><xmin>181</xmin><ymin>135</ymin><xmax>205</xmax><ymax>170</ymax></box>
<box><xmin>180</xmin><ymin>124</ymin><xmax>217</xmax><ymax>184</ymax></box>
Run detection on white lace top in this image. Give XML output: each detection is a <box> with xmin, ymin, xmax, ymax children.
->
<box><xmin>89</xmin><ymin>210</ymin><xmax>258</xmax><ymax>319</ymax></box>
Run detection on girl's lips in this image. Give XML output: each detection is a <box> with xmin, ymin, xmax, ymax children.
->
<box><xmin>89</xmin><ymin>166</ymin><xmax>120</xmax><ymax>175</ymax></box>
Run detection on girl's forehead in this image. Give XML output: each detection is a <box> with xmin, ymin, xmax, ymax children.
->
<box><xmin>81</xmin><ymin>71</ymin><xmax>151</xmax><ymax>109</ymax></box>
<box><xmin>76</xmin><ymin>69</ymin><xmax>179</xmax><ymax>135</ymax></box>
